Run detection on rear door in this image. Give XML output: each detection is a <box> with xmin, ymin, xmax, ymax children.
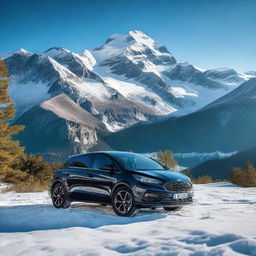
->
<box><xmin>66</xmin><ymin>154</ymin><xmax>95</xmax><ymax>201</ymax></box>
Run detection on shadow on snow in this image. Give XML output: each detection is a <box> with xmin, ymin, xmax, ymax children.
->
<box><xmin>0</xmin><ymin>203</ymin><xmax>166</xmax><ymax>232</ymax></box>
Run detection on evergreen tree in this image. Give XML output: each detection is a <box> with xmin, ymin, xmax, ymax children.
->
<box><xmin>15</xmin><ymin>154</ymin><xmax>49</xmax><ymax>176</ymax></box>
<box><xmin>156</xmin><ymin>149</ymin><xmax>177</xmax><ymax>169</ymax></box>
<box><xmin>229</xmin><ymin>167</ymin><xmax>242</xmax><ymax>185</ymax></box>
<box><xmin>229</xmin><ymin>162</ymin><xmax>256</xmax><ymax>187</ymax></box>
<box><xmin>240</xmin><ymin>162</ymin><xmax>256</xmax><ymax>187</ymax></box>
<box><xmin>0</xmin><ymin>59</ymin><xmax>24</xmax><ymax>177</ymax></box>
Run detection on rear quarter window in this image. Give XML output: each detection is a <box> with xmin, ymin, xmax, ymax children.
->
<box><xmin>65</xmin><ymin>154</ymin><xmax>93</xmax><ymax>168</ymax></box>
<box><xmin>92</xmin><ymin>154</ymin><xmax>114</xmax><ymax>169</ymax></box>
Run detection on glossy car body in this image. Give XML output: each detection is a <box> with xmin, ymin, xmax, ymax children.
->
<box><xmin>49</xmin><ymin>151</ymin><xmax>193</xmax><ymax>216</ymax></box>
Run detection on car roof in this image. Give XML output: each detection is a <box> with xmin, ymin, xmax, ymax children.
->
<box><xmin>68</xmin><ymin>151</ymin><xmax>141</xmax><ymax>159</ymax></box>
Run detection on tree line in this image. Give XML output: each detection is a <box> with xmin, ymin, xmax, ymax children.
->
<box><xmin>0</xmin><ymin>59</ymin><xmax>60</xmax><ymax>192</ymax></box>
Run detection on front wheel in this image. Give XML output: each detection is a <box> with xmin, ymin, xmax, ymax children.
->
<box><xmin>112</xmin><ymin>187</ymin><xmax>136</xmax><ymax>217</ymax></box>
<box><xmin>163</xmin><ymin>206</ymin><xmax>182</xmax><ymax>211</ymax></box>
<box><xmin>51</xmin><ymin>183</ymin><xmax>70</xmax><ymax>209</ymax></box>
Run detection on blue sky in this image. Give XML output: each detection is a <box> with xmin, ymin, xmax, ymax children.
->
<box><xmin>0</xmin><ymin>0</ymin><xmax>255</xmax><ymax>72</ymax></box>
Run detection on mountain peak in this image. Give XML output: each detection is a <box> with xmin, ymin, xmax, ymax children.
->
<box><xmin>11</xmin><ymin>48</ymin><xmax>31</xmax><ymax>55</ymax></box>
<box><xmin>245</xmin><ymin>71</ymin><xmax>256</xmax><ymax>76</ymax></box>
<box><xmin>128</xmin><ymin>30</ymin><xmax>156</xmax><ymax>43</ymax></box>
<box><xmin>105</xmin><ymin>30</ymin><xmax>160</xmax><ymax>49</ymax></box>
<box><xmin>44</xmin><ymin>47</ymin><xmax>70</xmax><ymax>57</ymax></box>
<box><xmin>210</xmin><ymin>67</ymin><xmax>235</xmax><ymax>73</ymax></box>
<box><xmin>92</xmin><ymin>30</ymin><xmax>174</xmax><ymax>65</ymax></box>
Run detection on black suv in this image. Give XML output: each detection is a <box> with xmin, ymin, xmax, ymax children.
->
<box><xmin>50</xmin><ymin>151</ymin><xmax>193</xmax><ymax>216</ymax></box>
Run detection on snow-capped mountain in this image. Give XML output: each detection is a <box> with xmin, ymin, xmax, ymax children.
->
<box><xmin>5</xmin><ymin>31</ymin><xmax>253</xmax><ymax>126</ymax></box>
<box><xmin>44</xmin><ymin>47</ymin><xmax>104</xmax><ymax>83</ymax></box>
<box><xmin>14</xmin><ymin>94</ymin><xmax>110</xmax><ymax>161</ymax></box>
<box><xmin>204</xmin><ymin>77</ymin><xmax>256</xmax><ymax>109</ymax></box>
<box><xmin>2</xmin><ymin>30</ymin><xmax>255</xmax><ymax>159</ymax></box>
<box><xmin>104</xmin><ymin>77</ymin><xmax>256</xmax><ymax>154</ymax></box>
<box><xmin>90</xmin><ymin>30</ymin><xmax>252</xmax><ymax>114</ymax></box>
<box><xmin>245</xmin><ymin>70</ymin><xmax>256</xmax><ymax>76</ymax></box>
<box><xmin>5</xmin><ymin>47</ymin><xmax>165</xmax><ymax>132</ymax></box>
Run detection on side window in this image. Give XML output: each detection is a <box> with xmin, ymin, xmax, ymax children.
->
<box><xmin>66</xmin><ymin>154</ymin><xmax>92</xmax><ymax>168</ymax></box>
<box><xmin>92</xmin><ymin>154</ymin><xmax>114</xmax><ymax>170</ymax></box>
<box><xmin>70</xmin><ymin>161</ymin><xmax>87</xmax><ymax>168</ymax></box>
<box><xmin>79</xmin><ymin>155</ymin><xmax>93</xmax><ymax>168</ymax></box>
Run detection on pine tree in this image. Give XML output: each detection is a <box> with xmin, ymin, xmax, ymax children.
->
<box><xmin>229</xmin><ymin>167</ymin><xmax>242</xmax><ymax>185</ymax></box>
<box><xmin>156</xmin><ymin>149</ymin><xmax>177</xmax><ymax>169</ymax></box>
<box><xmin>229</xmin><ymin>163</ymin><xmax>256</xmax><ymax>187</ymax></box>
<box><xmin>240</xmin><ymin>162</ymin><xmax>256</xmax><ymax>187</ymax></box>
<box><xmin>0</xmin><ymin>59</ymin><xmax>24</xmax><ymax>178</ymax></box>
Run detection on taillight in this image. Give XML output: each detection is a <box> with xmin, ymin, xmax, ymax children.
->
<box><xmin>51</xmin><ymin>170</ymin><xmax>57</xmax><ymax>178</ymax></box>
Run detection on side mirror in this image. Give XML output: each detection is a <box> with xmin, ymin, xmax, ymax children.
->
<box><xmin>99</xmin><ymin>165</ymin><xmax>117</xmax><ymax>172</ymax></box>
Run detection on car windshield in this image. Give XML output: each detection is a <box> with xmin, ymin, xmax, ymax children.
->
<box><xmin>112</xmin><ymin>153</ymin><xmax>166</xmax><ymax>170</ymax></box>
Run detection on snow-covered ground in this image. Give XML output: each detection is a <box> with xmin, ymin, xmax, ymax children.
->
<box><xmin>0</xmin><ymin>183</ymin><xmax>12</xmax><ymax>193</ymax></box>
<box><xmin>0</xmin><ymin>183</ymin><xmax>256</xmax><ymax>256</ymax></box>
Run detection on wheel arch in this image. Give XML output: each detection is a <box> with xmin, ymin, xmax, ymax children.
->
<box><xmin>50</xmin><ymin>179</ymin><xmax>66</xmax><ymax>194</ymax></box>
<box><xmin>111</xmin><ymin>181</ymin><xmax>131</xmax><ymax>196</ymax></box>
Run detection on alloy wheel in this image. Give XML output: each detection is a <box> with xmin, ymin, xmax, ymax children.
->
<box><xmin>52</xmin><ymin>185</ymin><xmax>65</xmax><ymax>208</ymax></box>
<box><xmin>114</xmin><ymin>190</ymin><xmax>133</xmax><ymax>215</ymax></box>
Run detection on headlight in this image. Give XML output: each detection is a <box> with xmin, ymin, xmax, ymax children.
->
<box><xmin>133</xmin><ymin>175</ymin><xmax>162</xmax><ymax>184</ymax></box>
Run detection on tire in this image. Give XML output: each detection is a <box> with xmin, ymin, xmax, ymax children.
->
<box><xmin>163</xmin><ymin>207</ymin><xmax>182</xmax><ymax>211</ymax></box>
<box><xmin>51</xmin><ymin>183</ymin><xmax>70</xmax><ymax>209</ymax></box>
<box><xmin>112</xmin><ymin>186</ymin><xmax>136</xmax><ymax>217</ymax></box>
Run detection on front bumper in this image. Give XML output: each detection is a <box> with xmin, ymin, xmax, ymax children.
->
<box><xmin>132</xmin><ymin>184</ymin><xmax>193</xmax><ymax>208</ymax></box>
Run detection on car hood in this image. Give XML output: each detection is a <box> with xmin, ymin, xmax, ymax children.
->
<box><xmin>131</xmin><ymin>170</ymin><xmax>191</xmax><ymax>183</ymax></box>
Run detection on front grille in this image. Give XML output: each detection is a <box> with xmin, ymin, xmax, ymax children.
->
<box><xmin>164</xmin><ymin>182</ymin><xmax>192</xmax><ymax>192</ymax></box>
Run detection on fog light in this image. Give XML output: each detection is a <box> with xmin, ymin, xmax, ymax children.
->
<box><xmin>144</xmin><ymin>193</ymin><xmax>160</xmax><ymax>198</ymax></box>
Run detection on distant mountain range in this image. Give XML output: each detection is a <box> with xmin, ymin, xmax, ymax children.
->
<box><xmin>105</xmin><ymin>78</ymin><xmax>256</xmax><ymax>154</ymax></box>
<box><xmin>190</xmin><ymin>146</ymin><xmax>256</xmax><ymax>179</ymax></box>
<box><xmin>2</xmin><ymin>30</ymin><xmax>255</xmax><ymax>161</ymax></box>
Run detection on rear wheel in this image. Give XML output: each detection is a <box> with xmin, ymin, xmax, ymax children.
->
<box><xmin>163</xmin><ymin>207</ymin><xmax>181</xmax><ymax>211</ymax></box>
<box><xmin>51</xmin><ymin>183</ymin><xmax>70</xmax><ymax>209</ymax></box>
<box><xmin>112</xmin><ymin>187</ymin><xmax>136</xmax><ymax>217</ymax></box>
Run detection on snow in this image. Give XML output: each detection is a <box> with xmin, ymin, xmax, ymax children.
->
<box><xmin>80</xmin><ymin>50</ymin><xmax>97</xmax><ymax>69</ymax></box>
<box><xmin>211</xmin><ymin>67</ymin><xmax>234</xmax><ymax>72</ymax></box>
<box><xmin>0</xmin><ymin>182</ymin><xmax>255</xmax><ymax>256</ymax></box>
<box><xmin>101</xmin><ymin>115</ymin><xmax>128</xmax><ymax>132</ymax></box>
<box><xmin>11</xmin><ymin>48</ymin><xmax>31</xmax><ymax>56</ymax></box>
<box><xmin>169</xmin><ymin>86</ymin><xmax>198</xmax><ymax>98</ymax></box>
<box><xmin>173</xmin><ymin>151</ymin><xmax>238</xmax><ymax>159</ymax></box>
<box><xmin>89</xmin><ymin>29</ymin><xmax>249</xmax><ymax>118</ymax></box>
<box><xmin>146</xmin><ymin>151</ymin><xmax>237</xmax><ymax>170</ymax></box>
<box><xmin>0</xmin><ymin>183</ymin><xmax>12</xmax><ymax>193</ymax></box>
<box><xmin>177</xmin><ymin>61</ymin><xmax>205</xmax><ymax>72</ymax></box>
<box><xmin>5</xmin><ymin>31</ymin><xmax>254</xmax><ymax>134</ymax></box>
<box><xmin>163</xmin><ymin>79</ymin><xmax>237</xmax><ymax>116</ymax></box>
<box><xmin>44</xmin><ymin>47</ymin><xmax>71</xmax><ymax>58</ymax></box>
<box><xmin>94</xmin><ymin>66</ymin><xmax>176</xmax><ymax>115</ymax></box>
<box><xmin>245</xmin><ymin>71</ymin><xmax>256</xmax><ymax>77</ymax></box>
<box><xmin>0</xmin><ymin>48</ymin><xmax>32</xmax><ymax>59</ymax></box>
<box><xmin>48</xmin><ymin>57</ymin><xmax>110</xmax><ymax>102</ymax></box>
<box><xmin>91</xmin><ymin>30</ymin><xmax>174</xmax><ymax>65</ymax></box>
<box><xmin>82</xmin><ymin>79</ymin><xmax>113</xmax><ymax>100</ymax></box>
<box><xmin>8</xmin><ymin>78</ymin><xmax>51</xmax><ymax>119</ymax></box>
